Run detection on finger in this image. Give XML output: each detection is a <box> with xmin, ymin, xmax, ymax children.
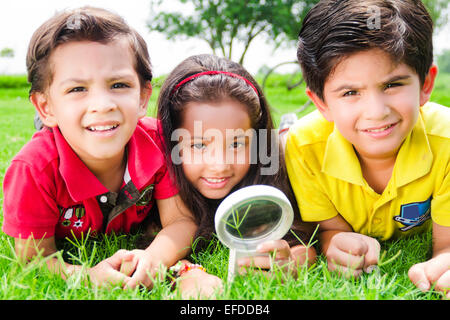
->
<box><xmin>327</xmin><ymin>259</ymin><xmax>363</xmax><ymax>278</ymax></box>
<box><xmin>126</xmin><ymin>263</ymin><xmax>158</xmax><ymax>289</ymax></box>
<box><xmin>334</xmin><ymin>233</ymin><xmax>368</xmax><ymax>256</ymax></box>
<box><xmin>100</xmin><ymin>270</ymin><xmax>132</xmax><ymax>288</ymax></box>
<box><xmin>120</xmin><ymin>257</ymin><xmax>137</xmax><ymax>277</ymax></box>
<box><xmin>238</xmin><ymin>255</ymin><xmax>273</xmax><ymax>270</ymax></box>
<box><xmin>435</xmin><ymin>269</ymin><xmax>450</xmax><ymax>294</ymax></box>
<box><xmin>363</xmin><ymin>238</ymin><xmax>380</xmax><ymax>273</ymax></box>
<box><xmin>408</xmin><ymin>262</ymin><xmax>431</xmax><ymax>292</ymax></box>
<box><xmin>424</xmin><ymin>254</ymin><xmax>450</xmax><ymax>284</ymax></box>
<box><xmin>257</xmin><ymin>240</ymin><xmax>290</xmax><ymax>257</ymax></box>
<box><xmin>327</xmin><ymin>248</ymin><xmax>365</xmax><ymax>271</ymax></box>
<box><xmin>107</xmin><ymin>249</ymin><xmax>133</xmax><ymax>270</ymax></box>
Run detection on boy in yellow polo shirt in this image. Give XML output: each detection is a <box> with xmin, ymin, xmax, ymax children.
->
<box><xmin>285</xmin><ymin>0</ymin><xmax>450</xmax><ymax>297</ymax></box>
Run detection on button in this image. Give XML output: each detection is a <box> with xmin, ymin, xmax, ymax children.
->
<box><xmin>373</xmin><ymin>218</ymin><xmax>381</xmax><ymax>224</ymax></box>
<box><xmin>100</xmin><ymin>195</ymin><xmax>108</xmax><ymax>203</ymax></box>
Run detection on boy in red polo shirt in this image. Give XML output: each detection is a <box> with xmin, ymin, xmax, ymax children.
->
<box><xmin>1</xmin><ymin>7</ymin><xmax>196</xmax><ymax>289</ymax></box>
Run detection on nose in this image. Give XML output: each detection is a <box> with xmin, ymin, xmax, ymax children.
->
<box><xmin>87</xmin><ymin>88</ymin><xmax>117</xmax><ymax>113</ymax></box>
<box><xmin>205</xmin><ymin>144</ymin><xmax>232</xmax><ymax>174</ymax></box>
<box><xmin>363</xmin><ymin>92</ymin><xmax>390</xmax><ymax>120</ymax></box>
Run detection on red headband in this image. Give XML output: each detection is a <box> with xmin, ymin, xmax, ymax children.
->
<box><xmin>171</xmin><ymin>70</ymin><xmax>259</xmax><ymax>96</ymax></box>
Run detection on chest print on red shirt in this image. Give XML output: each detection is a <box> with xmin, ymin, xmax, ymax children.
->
<box><xmin>59</xmin><ymin>205</ymin><xmax>86</xmax><ymax>229</ymax></box>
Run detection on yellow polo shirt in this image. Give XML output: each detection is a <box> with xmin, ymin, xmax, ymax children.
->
<box><xmin>285</xmin><ymin>102</ymin><xmax>450</xmax><ymax>240</ymax></box>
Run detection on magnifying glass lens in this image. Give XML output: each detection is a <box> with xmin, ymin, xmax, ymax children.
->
<box><xmin>225</xmin><ymin>200</ymin><xmax>282</xmax><ymax>239</ymax></box>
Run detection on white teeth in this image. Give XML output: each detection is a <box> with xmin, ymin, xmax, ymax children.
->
<box><xmin>204</xmin><ymin>178</ymin><xmax>226</xmax><ymax>183</ymax></box>
<box><xmin>366</xmin><ymin>124</ymin><xmax>393</xmax><ymax>133</ymax></box>
<box><xmin>87</xmin><ymin>124</ymin><xmax>118</xmax><ymax>131</ymax></box>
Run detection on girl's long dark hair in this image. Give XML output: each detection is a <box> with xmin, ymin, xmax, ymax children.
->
<box><xmin>157</xmin><ymin>54</ymin><xmax>314</xmax><ymax>251</ymax></box>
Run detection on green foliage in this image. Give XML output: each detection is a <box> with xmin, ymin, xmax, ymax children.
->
<box><xmin>0</xmin><ymin>48</ymin><xmax>14</xmax><ymax>58</ymax></box>
<box><xmin>422</xmin><ymin>0</ymin><xmax>450</xmax><ymax>28</ymax></box>
<box><xmin>0</xmin><ymin>75</ymin><xmax>29</xmax><ymax>89</ymax></box>
<box><xmin>147</xmin><ymin>0</ymin><xmax>319</xmax><ymax>65</ymax></box>
<box><xmin>437</xmin><ymin>49</ymin><xmax>450</xmax><ymax>73</ymax></box>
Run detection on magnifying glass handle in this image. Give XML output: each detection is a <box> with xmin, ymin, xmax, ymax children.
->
<box><xmin>227</xmin><ymin>249</ymin><xmax>270</xmax><ymax>282</ymax></box>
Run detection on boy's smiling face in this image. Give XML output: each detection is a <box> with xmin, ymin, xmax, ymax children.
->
<box><xmin>307</xmin><ymin>48</ymin><xmax>436</xmax><ymax>162</ymax></box>
<box><xmin>33</xmin><ymin>38</ymin><xmax>151</xmax><ymax>170</ymax></box>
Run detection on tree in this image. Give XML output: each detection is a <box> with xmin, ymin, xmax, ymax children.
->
<box><xmin>422</xmin><ymin>0</ymin><xmax>450</xmax><ymax>29</ymax></box>
<box><xmin>0</xmin><ymin>47</ymin><xmax>14</xmax><ymax>58</ymax></box>
<box><xmin>437</xmin><ymin>49</ymin><xmax>450</xmax><ymax>73</ymax></box>
<box><xmin>147</xmin><ymin>0</ymin><xmax>319</xmax><ymax>65</ymax></box>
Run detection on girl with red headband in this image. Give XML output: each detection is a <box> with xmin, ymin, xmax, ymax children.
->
<box><xmin>153</xmin><ymin>54</ymin><xmax>317</xmax><ymax>298</ymax></box>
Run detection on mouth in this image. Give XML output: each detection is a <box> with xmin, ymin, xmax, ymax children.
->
<box><xmin>362</xmin><ymin>122</ymin><xmax>398</xmax><ymax>134</ymax></box>
<box><xmin>86</xmin><ymin>124</ymin><xmax>119</xmax><ymax>132</ymax></box>
<box><xmin>201</xmin><ymin>177</ymin><xmax>231</xmax><ymax>189</ymax></box>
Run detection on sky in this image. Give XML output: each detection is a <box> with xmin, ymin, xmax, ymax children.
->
<box><xmin>0</xmin><ymin>0</ymin><xmax>449</xmax><ymax>76</ymax></box>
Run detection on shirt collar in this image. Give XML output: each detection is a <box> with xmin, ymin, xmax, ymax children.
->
<box><xmin>322</xmin><ymin>112</ymin><xmax>433</xmax><ymax>187</ymax></box>
<box><xmin>54</xmin><ymin>121</ymin><xmax>165</xmax><ymax>202</ymax></box>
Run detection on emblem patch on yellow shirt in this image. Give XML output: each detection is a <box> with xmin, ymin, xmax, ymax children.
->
<box><xmin>393</xmin><ymin>197</ymin><xmax>432</xmax><ymax>231</ymax></box>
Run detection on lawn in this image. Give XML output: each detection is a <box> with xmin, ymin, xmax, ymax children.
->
<box><xmin>0</xmin><ymin>72</ymin><xmax>448</xmax><ymax>302</ymax></box>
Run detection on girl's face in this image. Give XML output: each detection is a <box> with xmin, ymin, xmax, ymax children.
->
<box><xmin>179</xmin><ymin>99</ymin><xmax>253</xmax><ymax>199</ymax></box>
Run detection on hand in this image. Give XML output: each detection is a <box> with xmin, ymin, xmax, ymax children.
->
<box><xmin>178</xmin><ymin>268</ymin><xmax>224</xmax><ymax>299</ymax></box>
<box><xmin>408</xmin><ymin>253</ymin><xmax>450</xmax><ymax>299</ymax></box>
<box><xmin>87</xmin><ymin>249</ymin><xmax>134</xmax><ymax>287</ymax></box>
<box><xmin>121</xmin><ymin>249</ymin><xmax>164</xmax><ymax>289</ymax></box>
<box><xmin>237</xmin><ymin>240</ymin><xmax>300</xmax><ymax>276</ymax></box>
<box><xmin>325</xmin><ymin>232</ymin><xmax>380</xmax><ymax>277</ymax></box>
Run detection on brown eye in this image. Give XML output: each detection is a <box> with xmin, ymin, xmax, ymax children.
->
<box><xmin>111</xmin><ymin>83</ymin><xmax>129</xmax><ymax>89</ymax></box>
<box><xmin>343</xmin><ymin>90</ymin><xmax>357</xmax><ymax>97</ymax></box>
<box><xmin>69</xmin><ymin>86</ymin><xmax>86</xmax><ymax>93</ymax></box>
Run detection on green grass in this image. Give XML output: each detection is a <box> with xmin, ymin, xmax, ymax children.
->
<box><xmin>0</xmin><ymin>72</ymin><xmax>449</xmax><ymax>301</ymax></box>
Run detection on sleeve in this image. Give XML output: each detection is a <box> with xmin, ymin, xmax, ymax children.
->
<box><xmin>151</xmin><ymin>120</ymin><xmax>179</xmax><ymax>200</ymax></box>
<box><xmin>153</xmin><ymin>164</ymin><xmax>179</xmax><ymax>200</ymax></box>
<box><xmin>2</xmin><ymin>160</ymin><xmax>59</xmax><ymax>239</ymax></box>
<box><xmin>285</xmin><ymin>132</ymin><xmax>339</xmax><ymax>222</ymax></box>
<box><xmin>431</xmin><ymin>159</ymin><xmax>450</xmax><ymax>226</ymax></box>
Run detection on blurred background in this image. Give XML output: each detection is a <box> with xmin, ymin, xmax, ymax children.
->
<box><xmin>1</xmin><ymin>0</ymin><xmax>449</xmax><ymax>77</ymax></box>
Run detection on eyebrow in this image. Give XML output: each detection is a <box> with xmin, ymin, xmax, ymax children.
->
<box><xmin>59</xmin><ymin>73</ymin><xmax>136</xmax><ymax>86</ymax></box>
<box><xmin>190</xmin><ymin>135</ymin><xmax>248</xmax><ymax>141</ymax></box>
<box><xmin>332</xmin><ymin>75</ymin><xmax>412</xmax><ymax>93</ymax></box>
<box><xmin>383</xmin><ymin>75</ymin><xmax>411</xmax><ymax>84</ymax></box>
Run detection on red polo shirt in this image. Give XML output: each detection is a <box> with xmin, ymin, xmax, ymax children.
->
<box><xmin>2</xmin><ymin>117</ymin><xmax>178</xmax><ymax>240</ymax></box>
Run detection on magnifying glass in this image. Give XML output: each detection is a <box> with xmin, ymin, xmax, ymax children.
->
<box><xmin>214</xmin><ymin>185</ymin><xmax>294</xmax><ymax>281</ymax></box>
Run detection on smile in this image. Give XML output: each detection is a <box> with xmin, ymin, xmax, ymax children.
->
<box><xmin>364</xmin><ymin>124</ymin><xmax>395</xmax><ymax>133</ymax></box>
<box><xmin>201</xmin><ymin>177</ymin><xmax>231</xmax><ymax>189</ymax></box>
<box><xmin>203</xmin><ymin>177</ymin><xmax>227</xmax><ymax>183</ymax></box>
<box><xmin>86</xmin><ymin>124</ymin><xmax>119</xmax><ymax>132</ymax></box>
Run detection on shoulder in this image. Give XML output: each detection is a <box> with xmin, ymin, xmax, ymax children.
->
<box><xmin>11</xmin><ymin>128</ymin><xmax>59</xmax><ymax>172</ymax></box>
<box><xmin>421</xmin><ymin>102</ymin><xmax>450</xmax><ymax>140</ymax></box>
<box><xmin>136</xmin><ymin>117</ymin><xmax>164</xmax><ymax>144</ymax></box>
<box><xmin>137</xmin><ymin>117</ymin><xmax>161</xmax><ymax>135</ymax></box>
<box><xmin>286</xmin><ymin>110</ymin><xmax>333</xmax><ymax>149</ymax></box>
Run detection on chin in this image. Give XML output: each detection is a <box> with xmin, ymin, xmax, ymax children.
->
<box><xmin>200</xmin><ymin>189</ymin><xmax>229</xmax><ymax>200</ymax></box>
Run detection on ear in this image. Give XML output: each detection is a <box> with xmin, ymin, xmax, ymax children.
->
<box><xmin>419</xmin><ymin>64</ymin><xmax>438</xmax><ymax>107</ymax></box>
<box><xmin>306</xmin><ymin>87</ymin><xmax>333</xmax><ymax>122</ymax></box>
<box><xmin>30</xmin><ymin>92</ymin><xmax>58</xmax><ymax>127</ymax></box>
<box><xmin>138</xmin><ymin>81</ymin><xmax>152</xmax><ymax>119</ymax></box>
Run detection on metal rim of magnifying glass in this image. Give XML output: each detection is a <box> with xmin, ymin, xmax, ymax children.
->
<box><xmin>214</xmin><ymin>185</ymin><xmax>294</xmax><ymax>252</ymax></box>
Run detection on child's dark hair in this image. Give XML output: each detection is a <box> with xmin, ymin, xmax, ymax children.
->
<box><xmin>157</xmin><ymin>54</ymin><xmax>314</xmax><ymax>250</ymax></box>
<box><xmin>297</xmin><ymin>0</ymin><xmax>434</xmax><ymax>100</ymax></box>
<box><xmin>26</xmin><ymin>6</ymin><xmax>152</xmax><ymax>95</ymax></box>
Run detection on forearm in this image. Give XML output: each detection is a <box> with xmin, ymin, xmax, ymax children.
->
<box><xmin>143</xmin><ymin>218</ymin><xmax>197</xmax><ymax>268</ymax></box>
<box><xmin>431</xmin><ymin>222</ymin><xmax>450</xmax><ymax>258</ymax></box>
<box><xmin>15</xmin><ymin>236</ymin><xmax>83</xmax><ymax>279</ymax></box>
<box><xmin>319</xmin><ymin>230</ymin><xmax>344</xmax><ymax>255</ymax></box>
<box><xmin>432</xmin><ymin>244</ymin><xmax>450</xmax><ymax>258</ymax></box>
